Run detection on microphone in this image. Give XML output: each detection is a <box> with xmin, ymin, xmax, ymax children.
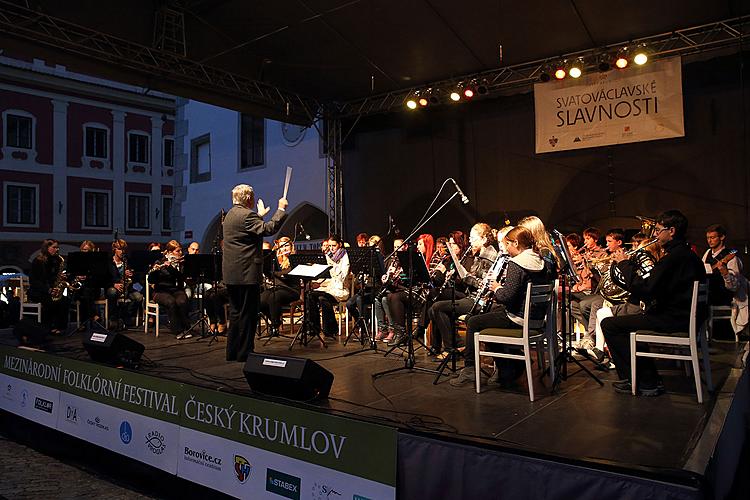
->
<box><xmin>298</xmin><ymin>223</ymin><xmax>311</xmax><ymax>241</ymax></box>
<box><xmin>113</xmin><ymin>228</ymin><xmax>119</xmax><ymax>241</ymax></box>
<box><xmin>386</xmin><ymin>215</ymin><xmax>394</xmax><ymax>236</ymax></box>
<box><xmin>450</xmin><ymin>178</ymin><xmax>469</xmax><ymax>204</ymax></box>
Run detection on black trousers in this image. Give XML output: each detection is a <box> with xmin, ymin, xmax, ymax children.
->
<box><xmin>28</xmin><ymin>291</ymin><xmax>69</xmax><ymax>330</ymax></box>
<box><xmin>205</xmin><ymin>286</ymin><xmax>230</xmax><ymax>324</ymax></box>
<box><xmin>601</xmin><ymin>313</ymin><xmax>688</xmax><ymax>385</ymax></box>
<box><xmin>105</xmin><ymin>287</ymin><xmax>143</xmax><ymax>325</ymax></box>
<box><xmin>387</xmin><ymin>290</ymin><xmax>427</xmax><ymax>329</ymax></box>
<box><xmin>428</xmin><ymin>294</ymin><xmax>470</xmax><ymax>351</ymax></box>
<box><xmin>226</xmin><ymin>284</ymin><xmax>260</xmax><ymax>362</ymax></box>
<box><xmin>260</xmin><ymin>287</ymin><xmax>299</xmax><ymax>326</ymax></box>
<box><xmin>153</xmin><ymin>290</ymin><xmax>190</xmax><ymax>333</ymax></box>
<box><xmin>308</xmin><ymin>290</ymin><xmax>338</xmax><ymax>336</ymax></box>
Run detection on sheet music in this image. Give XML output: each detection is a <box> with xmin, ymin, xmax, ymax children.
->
<box><xmin>447</xmin><ymin>242</ymin><xmax>468</xmax><ymax>279</ymax></box>
<box><xmin>288</xmin><ymin>263</ymin><xmax>330</xmax><ymax>278</ymax></box>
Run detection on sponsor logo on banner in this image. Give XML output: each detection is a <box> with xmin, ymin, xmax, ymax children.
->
<box><xmin>352</xmin><ymin>495</ymin><xmax>372</xmax><ymax>500</ymax></box>
<box><xmin>20</xmin><ymin>389</ymin><xmax>28</xmax><ymax>407</ymax></box>
<box><xmin>183</xmin><ymin>445</ymin><xmax>223</xmax><ymax>471</ymax></box>
<box><xmin>266</xmin><ymin>468</ymin><xmax>301</xmax><ymax>500</ymax></box>
<box><xmin>120</xmin><ymin>421</ymin><xmax>132</xmax><ymax>444</ymax></box>
<box><xmin>234</xmin><ymin>455</ymin><xmax>252</xmax><ymax>484</ymax></box>
<box><xmin>311</xmin><ymin>482</ymin><xmax>342</xmax><ymax>500</ymax></box>
<box><xmin>65</xmin><ymin>405</ymin><xmax>79</xmax><ymax>424</ymax></box>
<box><xmin>146</xmin><ymin>430</ymin><xmax>166</xmax><ymax>455</ymax></box>
<box><xmin>3</xmin><ymin>383</ymin><xmax>13</xmax><ymax>401</ymax></box>
<box><xmin>34</xmin><ymin>397</ymin><xmax>53</xmax><ymax>413</ymax></box>
<box><xmin>86</xmin><ymin>416</ymin><xmax>110</xmax><ymax>432</ymax></box>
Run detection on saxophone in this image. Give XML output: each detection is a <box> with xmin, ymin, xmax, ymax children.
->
<box><xmin>121</xmin><ymin>255</ymin><xmax>132</xmax><ymax>292</ymax></box>
<box><xmin>50</xmin><ymin>255</ymin><xmax>68</xmax><ymax>302</ymax></box>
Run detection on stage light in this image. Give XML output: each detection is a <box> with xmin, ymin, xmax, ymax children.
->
<box><xmin>615</xmin><ymin>56</ymin><xmax>628</xmax><ymax>69</ymax></box>
<box><xmin>406</xmin><ymin>99</ymin><xmax>417</xmax><ymax>109</ymax></box>
<box><xmin>418</xmin><ymin>97</ymin><xmax>428</xmax><ymax>107</ymax></box>
<box><xmin>554</xmin><ymin>67</ymin><xmax>566</xmax><ymax>80</ymax></box>
<box><xmin>539</xmin><ymin>71</ymin><xmax>551</xmax><ymax>82</ymax></box>
<box><xmin>598</xmin><ymin>53</ymin><xmax>612</xmax><ymax>72</ymax></box>
<box><xmin>463</xmin><ymin>88</ymin><xmax>474</xmax><ymax>98</ymax></box>
<box><xmin>569</xmin><ymin>66</ymin><xmax>581</xmax><ymax>78</ymax></box>
<box><xmin>450</xmin><ymin>91</ymin><xmax>461</xmax><ymax>101</ymax></box>
<box><xmin>634</xmin><ymin>51</ymin><xmax>648</xmax><ymax>65</ymax></box>
<box><xmin>568</xmin><ymin>57</ymin><xmax>584</xmax><ymax>78</ymax></box>
<box><xmin>476</xmin><ymin>84</ymin><xmax>488</xmax><ymax>95</ymax></box>
<box><xmin>429</xmin><ymin>95</ymin><xmax>440</xmax><ymax>105</ymax></box>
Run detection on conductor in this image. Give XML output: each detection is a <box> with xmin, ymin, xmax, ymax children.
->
<box><xmin>223</xmin><ymin>184</ymin><xmax>288</xmax><ymax>362</ymax></box>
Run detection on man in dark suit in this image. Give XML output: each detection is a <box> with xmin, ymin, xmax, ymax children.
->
<box><xmin>222</xmin><ymin>184</ymin><xmax>288</xmax><ymax>362</ymax></box>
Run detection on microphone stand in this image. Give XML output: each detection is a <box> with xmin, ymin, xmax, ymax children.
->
<box><xmin>372</xmin><ymin>190</ymin><xmax>459</xmax><ymax>380</ymax></box>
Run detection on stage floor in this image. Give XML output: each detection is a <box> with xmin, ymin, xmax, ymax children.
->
<box><xmin>1</xmin><ymin>323</ymin><xmax>746</xmax><ymax>479</ymax></box>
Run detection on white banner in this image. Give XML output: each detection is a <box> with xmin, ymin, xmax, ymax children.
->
<box><xmin>534</xmin><ymin>57</ymin><xmax>684</xmax><ymax>153</ymax></box>
<box><xmin>0</xmin><ymin>373</ymin><xmax>60</xmax><ymax>429</ymax></box>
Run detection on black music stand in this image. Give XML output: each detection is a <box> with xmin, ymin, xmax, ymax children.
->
<box><xmin>287</xmin><ymin>253</ymin><xmax>330</xmax><ymax>350</ymax></box>
<box><xmin>66</xmin><ymin>251</ymin><xmax>111</xmax><ymax>335</ymax></box>
<box><xmin>342</xmin><ymin>247</ymin><xmax>385</xmax><ymax>354</ymax></box>
<box><xmin>183</xmin><ymin>254</ymin><xmax>219</xmax><ymax>340</ymax></box>
<box><xmin>549</xmin><ymin>230</ymin><xmax>603</xmax><ymax>389</ymax></box>
<box><xmin>373</xmin><ymin>247</ymin><xmax>438</xmax><ymax>380</ymax></box>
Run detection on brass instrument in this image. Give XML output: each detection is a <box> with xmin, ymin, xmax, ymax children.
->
<box><xmin>119</xmin><ymin>255</ymin><xmax>132</xmax><ymax>292</ymax></box>
<box><xmin>637</xmin><ymin>215</ymin><xmax>658</xmax><ymax>239</ymax></box>
<box><xmin>50</xmin><ymin>255</ymin><xmax>67</xmax><ymax>301</ymax></box>
<box><xmin>596</xmin><ymin>237</ymin><xmax>659</xmax><ymax>302</ymax></box>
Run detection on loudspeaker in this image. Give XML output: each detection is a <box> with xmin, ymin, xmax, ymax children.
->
<box><xmin>13</xmin><ymin>318</ymin><xmax>49</xmax><ymax>345</ymax></box>
<box><xmin>82</xmin><ymin>331</ymin><xmax>144</xmax><ymax>367</ymax></box>
<box><xmin>243</xmin><ymin>354</ymin><xmax>334</xmax><ymax>401</ymax></box>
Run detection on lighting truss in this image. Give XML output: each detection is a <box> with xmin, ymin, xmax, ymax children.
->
<box><xmin>0</xmin><ymin>1</ymin><xmax>320</xmax><ymax>123</ymax></box>
<box><xmin>336</xmin><ymin>16</ymin><xmax>750</xmax><ymax>118</ymax></box>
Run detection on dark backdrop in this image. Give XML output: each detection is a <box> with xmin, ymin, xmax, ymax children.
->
<box><xmin>342</xmin><ymin>52</ymin><xmax>750</xmax><ymax>253</ymax></box>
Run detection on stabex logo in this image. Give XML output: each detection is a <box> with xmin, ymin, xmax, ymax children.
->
<box><xmin>120</xmin><ymin>421</ymin><xmax>132</xmax><ymax>444</ymax></box>
<box><xmin>65</xmin><ymin>405</ymin><xmax>79</xmax><ymax>424</ymax></box>
<box><xmin>233</xmin><ymin>455</ymin><xmax>253</xmax><ymax>484</ymax></box>
<box><xmin>183</xmin><ymin>446</ymin><xmax>222</xmax><ymax>472</ymax></box>
<box><xmin>266</xmin><ymin>468</ymin><xmax>301</xmax><ymax>500</ymax></box>
<box><xmin>145</xmin><ymin>430</ymin><xmax>166</xmax><ymax>455</ymax></box>
<box><xmin>34</xmin><ymin>397</ymin><xmax>53</xmax><ymax>414</ymax></box>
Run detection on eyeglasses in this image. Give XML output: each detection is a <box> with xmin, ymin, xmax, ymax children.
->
<box><xmin>655</xmin><ymin>227</ymin><xmax>671</xmax><ymax>234</ymax></box>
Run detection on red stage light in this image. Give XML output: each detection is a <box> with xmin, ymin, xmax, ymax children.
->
<box><xmin>464</xmin><ymin>88</ymin><xmax>474</xmax><ymax>98</ymax></box>
<box><xmin>418</xmin><ymin>98</ymin><xmax>428</xmax><ymax>107</ymax></box>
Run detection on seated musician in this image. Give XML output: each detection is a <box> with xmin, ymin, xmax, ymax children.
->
<box><xmin>345</xmin><ymin>234</ymin><xmax>385</xmax><ymax>334</ymax></box>
<box><xmin>148</xmin><ymin>240</ymin><xmax>192</xmax><ymax>339</ymax></box>
<box><xmin>70</xmin><ymin>240</ymin><xmax>103</xmax><ymax>328</ymax></box>
<box><xmin>385</xmin><ymin>233</ymin><xmax>436</xmax><ymax>346</ymax></box>
<box><xmin>374</xmin><ymin>238</ymin><xmax>403</xmax><ymax>342</ymax></box>
<box><xmin>105</xmin><ymin>239</ymin><xmax>143</xmax><ymax>329</ymax></box>
<box><xmin>428</xmin><ymin>223</ymin><xmax>498</xmax><ymax>359</ymax></box>
<box><xmin>702</xmin><ymin>224</ymin><xmax>747</xmax><ymax>336</ymax></box>
<box><xmin>27</xmin><ymin>239</ymin><xmax>69</xmax><ymax>335</ymax></box>
<box><xmin>517</xmin><ymin>216</ymin><xmax>560</xmax><ymax>275</ymax></box>
<box><xmin>259</xmin><ymin>236</ymin><xmax>302</xmax><ymax>336</ymax></box>
<box><xmin>356</xmin><ymin>232</ymin><xmax>369</xmax><ymax>247</ymax></box>
<box><xmin>451</xmin><ymin>226</ymin><xmax>550</xmax><ymax>387</ymax></box>
<box><xmin>308</xmin><ymin>235</ymin><xmax>350</xmax><ymax>338</ymax></box>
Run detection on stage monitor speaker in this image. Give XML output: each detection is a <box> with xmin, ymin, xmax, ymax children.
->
<box><xmin>13</xmin><ymin>318</ymin><xmax>49</xmax><ymax>345</ymax></box>
<box><xmin>243</xmin><ymin>354</ymin><xmax>333</xmax><ymax>401</ymax></box>
<box><xmin>82</xmin><ymin>331</ymin><xmax>144</xmax><ymax>367</ymax></box>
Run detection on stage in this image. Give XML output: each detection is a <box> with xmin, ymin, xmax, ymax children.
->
<box><xmin>1</xmin><ymin>323</ymin><xmax>748</xmax><ymax>499</ymax></box>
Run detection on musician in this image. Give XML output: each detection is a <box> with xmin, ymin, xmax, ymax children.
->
<box><xmin>702</xmin><ymin>224</ymin><xmax>747</xmax><ymax>336</ymax></box>
<box><xmin>374</xmin><ymin>238</ymin><xmax>405</xmax><ymax>342</ymax></box>
<box><xmin>572</xmin><ymin>228</ymin><xmax>625</xmax><ymax>353</ymax></box>
<box><xmin>518</xmin><ymin>216</ymin><xmax>560</xmax><ymax>275</ymax></box>
<box><xmin>259</xmin><ymin>236</ymin><xmax>301</xmax><ymax>336</ymax></box>
<box><xmin>223</xmin><ymin>184</ymin><xmax>288</xmax><ymax>361</ymax></box>
<box><xmin>602</xmin><ymin>210</ymin><xmax>706</xmax><ymax>396</ymax></box>
<box><xmin>148</xmin><ymin>240</ymin><xmax>192</xmax><ymax>339</ymax></box>
<box><xmin>428</xmin><ymin>223</ymin><xmax>498</xmax><ymax>358</ymax></box>
<box><xmin>452</xmin><ymin>226</ymin><xmax>550</xmax><ymax>387</ymax></box>
<box><xmin>105</xmin><ymin>239</ymin><xmax>142</xmax><ymax>329</ymax></box>
<box><xmin>356</xmin><ymin>233</ymin><xmax>369</xmax><ymax>247</ymax></box>
<box><xmin>28</xmin><ymin>239</ymin><xmax>69</xmax><ymax>335</ymax></box>
<box><xmin>148</xmin><ymin>242</ymin><xmax>162</xmax><ymax>252</ymax></box>
<box><xmin>345</xmin><ymin>234</ymin><xmax>385</xmax><ymax>334</ymax></box>
<box><xmin>71</xmin><ymin>240</ymin><xmax>103</xmax><ymax>328</ymax></box>
<box><xmin>309</xmin><ymin>235</ymin><xmax>350</xmax><ymax>338</ymax></box>
<box><xmin>385</xmin><ymin>233</ymin><xmax>435</xmax><ymax>346</ymax></box>
<box><xmin>187</xmin><ymin>241</ymin><xmax>200</xmax><ymax>255</ymax></box>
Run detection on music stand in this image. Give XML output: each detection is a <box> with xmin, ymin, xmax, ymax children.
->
<box><xmin>66</xmin><ymin>251</ymin><xmax>111</xmax><ymax>334</ymax></box>
<box><xmin>259</xmin><ymin>249</ymin><xmax>297</xmax><ymax>344</ymax></box>
<box><xmin>549</xmin><ymin>230</ymin><xmax>604</xmax><ymax>389</ymax></box>
<box><xmin>373</xmin><ymin>247</ymin><xmax>438</xmax><ymax>379</ymax></box>
<box><xmin>342</xmin><ymin>247</ymin><xmax>385</xmax><ymax>354</ymax></box>
<box><xmin>183</xmin><ymin>254</ymin><xmax>219</xmax><ymax>340</ymax></box>
<box><xmin>287</xmin><ymin>253</ymin><xmax>330</xmax><ymax>349</ymax></box>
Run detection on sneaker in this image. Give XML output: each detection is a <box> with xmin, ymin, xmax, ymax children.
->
<box><xmin>449</xmin><ymin>367</ymin><xmax>476</xmax><ymax>387</ymax></box>
<box><xmin>587</xmin><ymin>347</ymin><xmax>606</xmax><ymax>363</ymax></box>
<box><xmin>487</xmin><ymin>368</ymin><xmax>500</xmax><ymax>385</ymax></box>
<box><xmin>382</xmin><ymin>328</ymin><xmax>395</xmax><ymax>343</ymax></box>
<box><xmin>572</xmin><ymin>338</ymin><xmax>595</xmax><ymax>352</ymax></box>
<box><xmin>375</xmin><ymin>327</ymin><xmax>387</xmax><ymax>341</ymax></box>
<box><xmin>177</xmin><ymin>331</ymin><xmax>193</xmax><ymax>340</ymax></box>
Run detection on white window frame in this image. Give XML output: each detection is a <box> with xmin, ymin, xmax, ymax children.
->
<box><xmin>127</xmin><ymin>131</ymin><xmax>150</xmax><ymax>172</ymax></box>
<box><xmin>3</xmin><ymin>181</ymin><xmax>39</xmax><ymax>228</ymax></box>
<box><xmin>2</xmin><ymin>109</ymin><xmax>36</xmax><ymax>156</ymax></box>
<box><xmin>161</xmin><ymin>195</ymin><xmax>173</xmax><ymax>231</ymax></box>
<box><xmin>82</xmin><ymin>122</ymin><xmax>110</xmax><ymax>168</ymax></box>
<box><xmin>81</xmin><ymin>188</ymin><xmax>112</xmax><ymax>230</ymax></box>
<box><xmin>163</xmin><ymin>136</ymin><xmax>175</xmax><ymax>168</ymax></box>
<box><xmin>126</xmin><ymin>193</ymin><xmax>151</xmax><ymax>231</ymax></box>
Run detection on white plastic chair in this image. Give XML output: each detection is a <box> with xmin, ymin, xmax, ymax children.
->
<box><xmin>630</xmin><ymin>281</ymin><xmax>712</xmax><ymax>403</ymax></box>
<box><xmin>18</xmin><ymin>276</ymin><xmax>42</xmax><ymax>323</ymax></box>
<box><xmin>707</xmin><ymin>305</ymin><xmax>735</xmax><ymax>342</ymax></box>
<box><xmin>144</xmin><ymin>274</ymin><xmax>160</xmax><ymax>337</ymax></box>
<box><xmin>474</xmin><ymin>281</ymin><xmax>557</xmax><ymax>402</ymax></box>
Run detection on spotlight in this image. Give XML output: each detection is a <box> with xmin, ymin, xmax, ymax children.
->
<box><xmin>476</xmin><ymin>84</ymin><xmax>488</xmax><ymax>95</ymax></box>
<box><xmin>554</xmin><ymin>67</ymin><xmax>566</xmax><ymax>80</ymax></box>
<box><xmin>569</xmin><ymin>66</ymin><xmax>581</xmax><ymax>78</ymax></box>
<box><xmin>418</xmin><ymin>97</ymin><xmax>428</xmax><ymax>107</ymax></box>
<box><xmin>634</xmin><ymin>52</ymin><xmax>648</xmax><ymax>65</ymax></box>
<box><xmin>429</xmin><ymin>95</ymin><xmax>440</xmax><ymax>105</ymax></box>
<box><xmin>463</xmin><ymin>88</ymin><xmax>474</xmax><ymax>98</ymax></box>
<box><xmin>539</xmin><ymin>71</ymin><xmax>551</xmax><ymax>82</ymax></box>
<box><xmin>598</xmin><ymin>53</ymin><xmax>612</xmax><ymax>72</ymax></box>
<box><xmin>568</xmin><ymin>57</ymin><xmax>584</xmax><ymax>78</ymax></box>
<box><xmin>450</xmin><ymin>91</ymin><xmax>461</xmax><ymax>101</ymax></box>
<box><xmin>406</xmin><ymin>99</ymin><xmax>417</xmax><ymax>109</ymax></box>
<box><xmin>615</xmin><ymin>48</ymin><xmax>629</xmax><ymax>69</ymax></box>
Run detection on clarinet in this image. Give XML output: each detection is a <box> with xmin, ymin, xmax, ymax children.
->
<box><xmin>437</xmin><ymin>247</ymin><xmax>472</xmax><ymax>294</ymax></box>
<box><xmin>469</xmin><ymin>252</ymin><xmax>510</xmax><ymax>315</ymax></box>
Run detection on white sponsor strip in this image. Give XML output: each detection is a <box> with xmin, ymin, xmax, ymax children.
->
<box><xmin>534</xmin><ymin>56</ymin><xmax>684</xmax><ymax>153</ymax></box>
<box><xmin>177</xmin><ymin>426</ymin><xmax>395</xmax><ymax>500</ymax></box>
<box><xmin>55</xmin><ymin>392</ymin><xmax>180</xmax><ymax>474</ymax></box>
<box><xmin>0</xmin><ymin>373</ymin><xmax>60</xmax><ymax>429</ymax></box>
